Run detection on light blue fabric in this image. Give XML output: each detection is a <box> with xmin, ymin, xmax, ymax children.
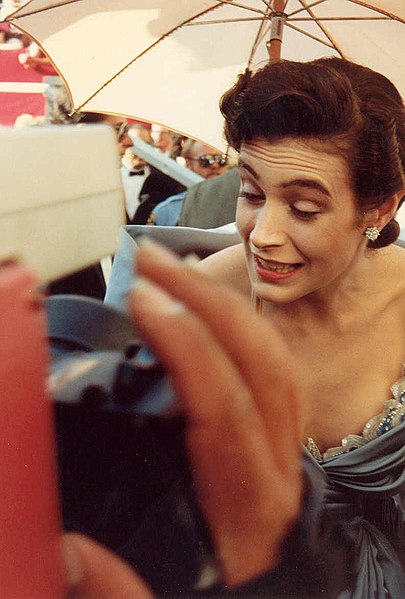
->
<box><xmin>104</xmin><ymin>225</ymin><xmax>241</xmax><ymax>312</ymax></box>
<box><xmin>104</xmin><ymin>227</ymin><xmax>137</xmax><ymax>312</ymax></box>
<box><xmin>149</xmin><ymin>192</ymin><xmax>186</xmax><ymax>226</ymax></box>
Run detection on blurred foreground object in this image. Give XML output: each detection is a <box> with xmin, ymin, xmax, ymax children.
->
<box><xmin>0</xmin><ymin>125</ymin><xmax>124</xmax><ymax>286</ymax></box>
<box><xmin>0</xmin><ymin>261</ymin><xmax>64</xmax><ymax>599</ymax></box>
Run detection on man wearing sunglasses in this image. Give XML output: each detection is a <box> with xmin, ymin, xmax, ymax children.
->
<box><xmin>120</xmin><ymin>124</ymin><xmax>186</xmax><ymax>225</ymax></box>
<box><xmin>182</xmin><ymin>139</ymin><xmax>227</xmax><ymax>180</ymax></box>
<box><xmin>147</xmin><ymin>140</ymin><xmax>227</xmax><ymax>226</ymax></box>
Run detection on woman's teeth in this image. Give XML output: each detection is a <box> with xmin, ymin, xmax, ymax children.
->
<box><xmin>257</xmin><ymin>258</ymin><xmax>298</xmax><ymax>273</ymax></box>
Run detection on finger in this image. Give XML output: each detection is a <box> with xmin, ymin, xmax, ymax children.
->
<box><xmin>63</xmin><ymin>533</ymin><xmax>154</xmax><ymax>599</ymax></box>
<box><xmin>132</xmin><ymin>240</ymin><xmax>301</xmax><ymax>469</ymax></box>
<box><xmin>130</xmin><ymin>278</ymin><xmax>255</xmax><ymax>427</ymax></box>
<box><xmin>129</xmin><ymin>279</ymin><xmax>301</xmax><ymax>586</ymax></box>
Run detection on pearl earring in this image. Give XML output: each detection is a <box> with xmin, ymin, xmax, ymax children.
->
<box><xmin>365</xmin><ymin>226</ymin><xmax>380</xmax><ymax>241</ymax></box>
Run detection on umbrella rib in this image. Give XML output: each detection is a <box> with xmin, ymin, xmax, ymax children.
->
<box><xmin>6</xmin><ymin>0</ymin><xmax>83</xmax><ymax>20</ymax></box>
<box><xmin>294</xmin><ymin>0</ymin><xmax>345</xmax><ymax>57</ymax></box>
<box><xmin>186</xmin><ymin>17</ymin><xmax>266</xmax><ymax>26</ymax></box>
<box><xmin>247</xmin><ymin>9</ymin><xmax>273</xmax><ymax>68</ymax></box>
<box><xmin>288</xmin><ymin>0</ymin><xmax>327</xmax><ymax>18</ymax></box>
<box><xmin>290</xmin><ymin>16</ymin><xmax>391</xmax><ymax>21</ymax></box>
<box><xmin>71</xmin><ymin>2</ymin><xmax>238</xmax><ymax>113</ymax></box>
<box><xmin>215</xmin><ymin>1</ymin><xmax>267</xmax><ymax>16</ymax></box>
<box><xmin>347</xmin><ymin>1</ymin><xmax>405</xmax><ymax>23</ymax></box>
<box><xmin>284</xmin><ymin>22</ymin><xmax>337</xmax><ymax>51</ymax></box>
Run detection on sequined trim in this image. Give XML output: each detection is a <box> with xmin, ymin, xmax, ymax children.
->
<box><xmin>306</xmin><ymin>374</ymin><xmax>405</xmax><ymax>462</ymax></box>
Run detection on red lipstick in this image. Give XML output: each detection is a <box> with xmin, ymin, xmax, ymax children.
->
<box><xmin>254</xmin><ymin>256</ymin><xmax>302</xmax><ymax>281</ymax></box>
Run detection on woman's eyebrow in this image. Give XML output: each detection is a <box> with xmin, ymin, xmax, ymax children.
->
<box><xmin>282</xmin><ymin>178</ymin><xmax>331</xmax><ymax>198</ymax></box>
<box><xmin>238</xmin><ymin>159</ymin><xmax>259</xmax><ymax>179</ymax></box>
<box><xmin>238</xmin><ymin>162</ymin><xmax>331</xmax><ymax>199</ymax></box>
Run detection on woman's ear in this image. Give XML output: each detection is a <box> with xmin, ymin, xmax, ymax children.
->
<box><xmin>365</xmin><ymin>191</ymin><xmax>404</xmax><ymax>230</ymax></box>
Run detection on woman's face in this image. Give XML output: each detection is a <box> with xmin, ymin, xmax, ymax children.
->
<box><xmin>236</xmin><ymin>137</ymin><xmax>369</xmax><ymax>305</ymax></box>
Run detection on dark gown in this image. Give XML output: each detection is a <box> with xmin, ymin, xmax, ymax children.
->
<box><xmin>304</xmin><ymin>373</ymin><xmax>405</xmax><ymax>598</ymax></box>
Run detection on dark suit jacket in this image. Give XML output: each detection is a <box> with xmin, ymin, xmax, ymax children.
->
<box><xmin>178</xmin><ymin>167</ymin><xmax>240</xmax><ymax>229</ymax></box>
<box><xmin>47</xmin><ymin>263</ymin><xmax>106</xmax><ymax>300</ymax></box>
<box><xmin>128</xmin><ymin>167</ymin><xmax>185</xmax><ymax>225</ymax></box>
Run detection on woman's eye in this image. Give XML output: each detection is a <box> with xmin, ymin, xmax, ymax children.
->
<box><xmin>239</xmin><ymin>191</ymin><xmax>265</xmax><ymax>203</ymax></box>
<box><xmin>291</xmin><ymin>205</ymin><xmax>320</xmax><ymax>220</ymax></box>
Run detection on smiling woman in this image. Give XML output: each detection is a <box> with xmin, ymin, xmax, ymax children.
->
<box><xmin>193</xmin><ymin>56</ymin><xmax>405</xmax><ymax>598</ymax></box>
<box><xmin>237</xmin><ymin>136</ymin><xmax>368</xmax><ymax>305</ymax></box>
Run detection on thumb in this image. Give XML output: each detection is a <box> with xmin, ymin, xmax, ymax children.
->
<box><xmin>63</xmin><ymin>533</ymin><xmax>154</xmax><ymax>599</ymax></box>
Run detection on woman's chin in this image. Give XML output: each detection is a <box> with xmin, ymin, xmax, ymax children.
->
<box><xmin>251</xmin><ymin>279</ymin><xmax>307</xmax><ymax>306</ymax></box>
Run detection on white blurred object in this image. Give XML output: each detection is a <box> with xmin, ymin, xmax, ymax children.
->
<box><xmin>130</xmin><ymin>137</ymin><xmax>203</xmax><ymax>188</ymax></box>
<box><xmin>0</xmin><ymin>125</ymin><xmax>125</xmax><ymax>283</ymax></box>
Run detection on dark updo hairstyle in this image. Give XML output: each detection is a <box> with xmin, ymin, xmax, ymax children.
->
<box><xmin>220</xmin><ymin>57</ymin><xmax>405</xmax><ymax>248</ymax></box>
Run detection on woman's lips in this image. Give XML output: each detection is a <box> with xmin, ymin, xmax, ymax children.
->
<box><xmin>254</xmin><ymin>256</ymin><xmax>303</xmax><ymax>280</ymax></box>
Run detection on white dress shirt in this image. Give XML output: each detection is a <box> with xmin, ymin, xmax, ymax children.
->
<box><xmin>120</xmin><ymin>164</ymin><xmax>151</xmax><ymax>220</ymax></box>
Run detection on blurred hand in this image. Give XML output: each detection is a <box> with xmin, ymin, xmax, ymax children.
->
<box><xmin>63</xmin><ymin>533</ymin><xmax>154</xmax><ymax>599</ymax></box>
<box><xmin>128</xmin><ymin>240</ymin><xmax>303</xmax><ymax>588</ymax></box>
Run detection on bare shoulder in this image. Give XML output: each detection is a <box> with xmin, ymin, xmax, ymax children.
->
<box><xmin>394</xmin><ymin>243</ymin><xmax>405</xmax><ymax>291</ymax></box>
<box><xmin>195</xmin><ymin>243</ymin><xmax>251</xmax><ymax>296</ymax></box>
<box><xmin>378</xmin><ymin>243</ymin><xmax>405</xmax><ymax>301</ymax></box>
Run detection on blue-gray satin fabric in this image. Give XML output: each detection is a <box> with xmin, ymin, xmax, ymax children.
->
<box><xmin>305</xmin><ymin>421</ymin><xmax>405</xmax><ymax>598</ymax></box>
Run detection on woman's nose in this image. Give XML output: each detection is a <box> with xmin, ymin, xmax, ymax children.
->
<box><xmin>250</xmin><ymin>204</ymin><xmax>288</xmax><ymax>248</ymax></box>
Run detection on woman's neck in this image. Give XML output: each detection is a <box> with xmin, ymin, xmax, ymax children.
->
<box><xmin>259</xmin><ymin>247</ymin><xmax>393</xmax><ymax>333</ymax></box>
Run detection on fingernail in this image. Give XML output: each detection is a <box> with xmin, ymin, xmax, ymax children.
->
<box><xmin>136</xmin><ymin>237</ymin><xmax>179</xmax><ymax>264</ymax></box>
<box><xmin>62</xmin><ymin>536</ymin><xmax>83</xmax><ymax>588</ymax></box>
<box><xmin>131</xmin><ymin>277</ymin><xmax>184</xmax><ymax>315</ymax></box>
<box><xmin>182</xmin><ymin>252</ymin><xmax>200</xmax><ymax>266</ymax></box>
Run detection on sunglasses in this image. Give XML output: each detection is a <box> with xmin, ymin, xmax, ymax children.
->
<box><xmin>111</xmin><ymin>122</ymin><xmax>130</xmax><ymax>141</ymax></box>
<box><xmin>189</xmin><ymin>154</ymin><xmax>227</xmax><ymax>168</ymax></box>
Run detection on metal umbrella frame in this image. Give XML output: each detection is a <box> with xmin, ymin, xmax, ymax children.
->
<box><xmin>4</xmin><ymin>1</ymin><xmax>405</xmax><ymax>150</ymax></box>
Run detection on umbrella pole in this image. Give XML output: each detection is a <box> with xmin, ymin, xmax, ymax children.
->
<box><xmin>266</xmin><ymin>0</ymin><xmax>287</xmax><ymax>62</ymax></box>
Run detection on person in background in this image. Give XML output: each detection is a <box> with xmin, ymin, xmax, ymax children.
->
<box><xmin>120</xmin><ymin>123</ymin><xmax>185</xmax><ymax>225</ymax></box>
<box><xmin>177</xmin><ymin>166</ymin><xmax>240</xmax><ymax>229</ymax></box>
<box><xmin>151</xmin><ymin>124</ymin><xmax>174</xmax><ymax>156</ymax></box>
<box><xmin>17</xmin><ymin>40</ymin><xmax>58</xmax><ymax>76</ymax></box>
<box><xmin>0</xmin><ymin>22</ymin><xmax>22</xmax><ymax>47</ymax></box>
<box><xmin>182</xmin><ymin>138</ymin><xmax>228</xmax><ymax>180</ymax></box>
<box><xmin>147</xmin><ymin>139</ymin><xmax>228</xmax><ymax>226</ymax></box>
<box><xmin>14</xmin><ymin>113</ymin><xmax>45</xmax><ymax>127</ymax></box>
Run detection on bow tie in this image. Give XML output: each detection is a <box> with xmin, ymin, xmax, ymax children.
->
<box><xmin>129</xmin><ymin>169</ymin><xmax>145</xmax><ymax>176</ymax></box>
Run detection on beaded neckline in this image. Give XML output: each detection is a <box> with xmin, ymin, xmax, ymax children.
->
<box><xmin>306</xmin><ymin>373</ymin><xmax>405</xmax><ymax>463</ymax></box>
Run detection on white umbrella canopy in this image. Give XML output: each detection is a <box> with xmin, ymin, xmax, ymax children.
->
<box><xmin>4</xmin><ymin>0</ymin><xmax>405</xmax><ymax>151</ymax></box>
